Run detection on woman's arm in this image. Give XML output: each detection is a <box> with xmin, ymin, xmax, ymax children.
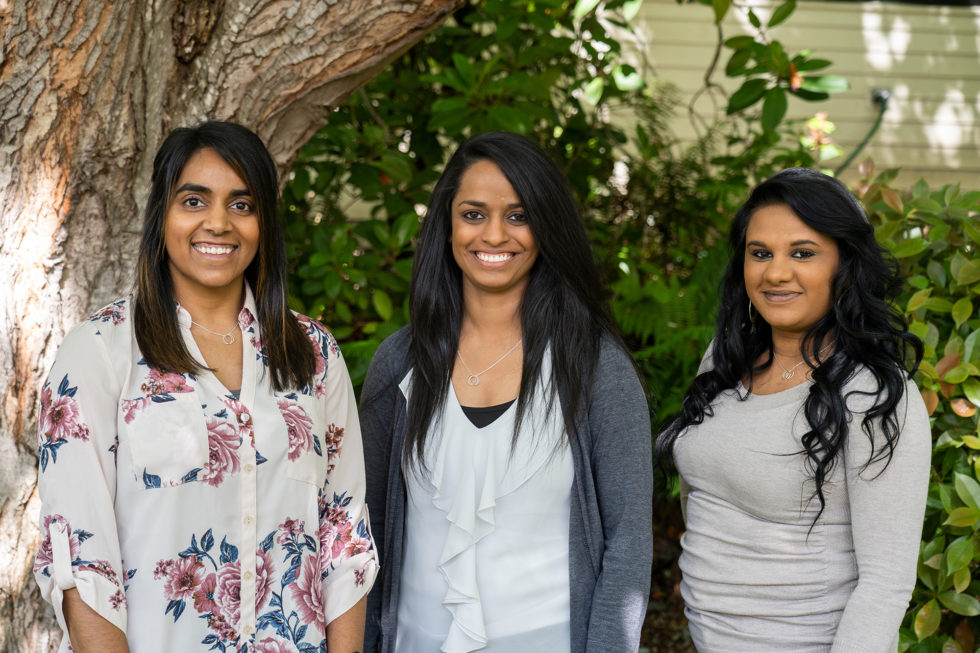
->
<box><xmin>327</xmin><ymin>595</ymin><xmax>367</xmax><ymax>653</ymax></box>
<box><xmin>63</xmin><ymin>589</ymin><xmax>129</xmax><ymax>653</ymax></box>
<box><xmin>586</xmin><ymin>342</ymin><xmax>654</xmax><ymax>652</ymax></box>
<box><xmin>831</xmin><ymin>378</ymin><xmax>932</xmax><ymax>651</ymax></box>
<box><xmin>358</xmin><ymin>331</ymin><xmax>406</xmax><ymax>653</ymax></box>
<box><xmin>34</xmin><ymin>320</ymin><xmax>129</xmax><ymax>645</ymax></box>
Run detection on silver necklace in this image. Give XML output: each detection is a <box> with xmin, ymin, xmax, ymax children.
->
<box><xmin>191</xmin><ymin>319</ymin><xmax>238</xmax><ymax>345</ymax></box>
<box><xmin>457</xmin><ymin>339</ymin><xmax>523</xmax><ymax>386</ymax></box>
<box><xmin>775</xmin><ymin>342</ymin><xmax>834</xmax><ymax>380</ymax></box>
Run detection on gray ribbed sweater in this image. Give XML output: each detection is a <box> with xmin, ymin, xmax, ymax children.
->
<box><xmin>675</xmin><ymin>369</ymin><xmax>930</xmax><ymax>652</ymax></box>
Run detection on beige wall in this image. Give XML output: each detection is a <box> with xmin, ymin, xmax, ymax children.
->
<box><xmin>630</xmin><ymin>0</ymin><xmax>980</xmax><ymax>188</ymax></box>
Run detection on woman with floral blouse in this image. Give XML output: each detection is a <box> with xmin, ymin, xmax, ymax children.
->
<box><xmin>34</xmin><ymin>121</ymin><xmax>377</xmax><ymax>653</ymax></box>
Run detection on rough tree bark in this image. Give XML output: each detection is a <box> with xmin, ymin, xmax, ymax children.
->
<box><xmin>0</xmin><ymin>0</ymin><xmax>462</xmax><ymax>649</ymax></box>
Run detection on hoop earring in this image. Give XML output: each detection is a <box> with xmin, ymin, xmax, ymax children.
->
<box><xmin>748</xmin><ymin>299</ymin><xmax>757</xmax><ymax>324</ymax></box>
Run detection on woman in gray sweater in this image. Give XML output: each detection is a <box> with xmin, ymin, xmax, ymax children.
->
<box><xmin>359</xmin><ymin>132</ymin><xmax>653</xmax><ymax>653</ymax></box>
<box><xmin>657</xmin><ymin>168</ymin><xmax>931</xmax><ymax>652</ymax></box>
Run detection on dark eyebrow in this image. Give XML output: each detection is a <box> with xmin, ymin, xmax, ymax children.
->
<box><xmin>456</xmin><ymin>200</ymin><xmax>523</xmax><ymax>209</ymax></box>
<box><xmin>746</xmin><ymin>239</ymin><xmax>820</xmax><ymax>247</ymax></box>
<box><xmin>175</xmin><ymin>183</ymin><xmax>250</xmax><ymax>197</ymax></box>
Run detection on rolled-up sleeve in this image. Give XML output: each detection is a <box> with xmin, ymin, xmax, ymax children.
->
<box><xmin>34</xmin><ymin>323</ymin><xmax>127</xmax><ymax>635</ymax></box>
<box><xmin>318</xmin><ymin>343</ymin><xmax>380</xmax><ymax>624</ymax></box>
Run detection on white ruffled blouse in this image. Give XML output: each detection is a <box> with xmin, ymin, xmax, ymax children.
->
<box><xmin>395</xmin><ymin>360</ymin><xmax>573</xmax><ymax>653</ymax></box>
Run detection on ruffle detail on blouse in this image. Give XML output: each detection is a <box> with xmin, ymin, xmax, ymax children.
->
<box><xmin>398</xmin><ymin>356</ymin><xmax>564</xmax><ymax>653</ymax></box>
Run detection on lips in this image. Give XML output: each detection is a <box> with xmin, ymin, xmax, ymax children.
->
<box><xmin>762</xmin><ymin>290</ymin><xmax>801</xmax><ymax>303</ymax></box>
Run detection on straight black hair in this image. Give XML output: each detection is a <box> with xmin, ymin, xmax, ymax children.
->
<box><xmin>657</xmin><ymin>167</ymin><xmax>922</xmax><ymax>522</ymax></box>
<box><xmin>402</xmin><ymin>131</ymin><xmax>629</xmax><ymax>468</ymax></box>
<box><xmin>133</xmin><ymin>121</ymin><xmax>314</xmax><ymax>391</ymax></box>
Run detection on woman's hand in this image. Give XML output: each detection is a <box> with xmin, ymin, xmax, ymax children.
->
<box><xmin>63</xmin><ymin>588</ymin><xmax>129</xmax><ymax>653</ymax></box>
<box><xmin>326</xmin><ymin>595</ymin><xmax>367</xmax><ymax>653</ymax></box>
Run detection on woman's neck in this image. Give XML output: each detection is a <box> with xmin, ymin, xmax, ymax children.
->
<box><xmin>460</xmin><ymin>287</ymin><xmax>523</xmax><ymax>340</ymax></box>
<box><xmin>174</xmin><ymin>283</ymin><xmax>245</xmax><ymax>329</ymax></box>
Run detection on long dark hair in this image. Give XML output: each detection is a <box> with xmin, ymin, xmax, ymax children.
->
<box><xmin>133</xmin><ymin>121</ymin><xmax>314</xmax><ymax>391</ymax></box>
<box><xmin>403</xmin><ymin>131</ymin><xmax>626</xmax><ymax>468</ymax></box>
<box><xmin>657</xmin><ymin>167</ymin><xmax>922</xmax><ymax>520</ymax></box>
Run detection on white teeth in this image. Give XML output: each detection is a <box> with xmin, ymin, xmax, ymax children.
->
<box><xmin>475</xmin><ymin>252</ymin><xmax>514</xmax><ymax>263</ymax></box>
<box><xmin>195</xmin><ymin>244</ymin><xmax>234</xmax><ymax>255</ymax></box>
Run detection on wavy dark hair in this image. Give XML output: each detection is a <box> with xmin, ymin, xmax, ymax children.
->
<box><xmin>133</xmin><ymin>121</ymin><xmax>314</xmax><ymax>391</ymax></box>
<box><xmin>657</xmin><ymin>167</ymin><xmax>922</xmax><ymax>520</ymax></box>
<box><xmin>403</xmin><ymin>131</ymin><xmax>627</xmax><ymax>468</ymax></box>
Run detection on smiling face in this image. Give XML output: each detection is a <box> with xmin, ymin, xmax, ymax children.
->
<box><xmin>164</xmin><ymin>147</ymin><xmax>260</xmax><ymax>305</ymax></box>
<box><xmin>450</xmin><ymin>159</ymin><xmax>538</xmax><ymax>299</ymax></box>
<box><xmin>743</xmin><ymin>203</ymin><xmax>840</xmax><ymax>341</ymax></box>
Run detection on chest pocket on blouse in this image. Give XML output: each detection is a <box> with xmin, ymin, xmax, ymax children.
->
<box><xmin>123</xmin><ymin>393</ymin><xmax>209</xmax><ymax>488</ymax></box>
<box><xmin>278</xmin><ymin>393</ymin><xmax>327</xmax><ymax>487</ymax></box>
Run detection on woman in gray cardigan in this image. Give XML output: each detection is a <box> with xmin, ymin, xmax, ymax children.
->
<box><xmin>359</xmin><ymin>132</ymin><xmax>653</xmax><ymax>653</ymax></box>
<box><xmin>658</xmin><ymin>168</ymin><xmax>930</xmax><ymax>652</ymax></box>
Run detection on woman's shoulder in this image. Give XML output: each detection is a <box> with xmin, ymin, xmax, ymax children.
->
<box><xmin>370</xmin><ymin>326</ymin><xmax>412</xmax><ymax>374</ymax></box>
<box><xmin>54</xmin><ymin>297</ymin><xmax>132</xmax><ymax>366</ymax></box>
<box><xmin>292</xmin><ymin>312</ymin><xmax>342</xmax><ymax>361</ymax></box>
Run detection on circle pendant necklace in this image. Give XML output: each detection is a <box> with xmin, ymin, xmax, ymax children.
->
<box><xmin>191</xmin><ymin>320</ymin><xmax>238</xmax><ymax>345</ymax></box>
<box><xmin>775</xmin><ymin>341</ymin><xmax>834</xmax><ymax>380</ymax></box>
<box><xmin>457</xmin><ymin>339</ymin><xmax>523</xmax><ymax>386</ymax></box>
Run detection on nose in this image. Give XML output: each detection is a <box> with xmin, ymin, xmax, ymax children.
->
<box><xmin>763</xmin><ymin>254</ymin><xmax>793</xmax><ymax>283</ymax></box>
<box><xmin>481</xmin><ymin>215</ymin><xmax>509</xmax><ymax>246</ymax></box>
<box><xmin>202</xmin><ymin>206</ymin><xmax>231</xmax><ymax>234</ymax></box>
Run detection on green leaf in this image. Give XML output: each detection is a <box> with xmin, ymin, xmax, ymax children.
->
<box><xmin>943</xmin><ymin>507</ymin><xmax>980</xmax><ymax>528</ymax></box>
<box><xmin>727</xmin><ymin>78</ymin><xmax>769</xmax><ymax>114</ymax></box>
<box><xmin>613</xmin><ymin>64</ymin><xmax>644</xmax><ymax>91</ymax></box>
<box><xmin>906</xmin><ymin>288</ymin><xmax>931</xmax><ymax>312</ymax></box>
<box><xmin>768</xmin><ymin>0</ymin><xmax>796</xmax><ymax>28</ymax></box>
<box><xmin>747</xmin><ymin>7</ymin><xmax>761</xmax><ymax>28</ymax></box>
<box><xmin>372</xmin><ymin>289</ymin><xmax>393</xmax><ymax>321</ymax></box>
<box><xmin>724</xmin><ymin>35</ymin><xmax>755</xmax><ymax>49</ymax></box>
<box><xmin>584</xmin><ymin>77</ymin><xmax>604</xmax><ymax>104</ymax></box>
<box><xmin>955</xmin><ymin>259</ymin><xmax>980</xmax><ymax>285</ymax></box>
<box><xmin>953</xmin><ymin>297</ymin><xmax>973</xmax><ymax>328</ymax></box>
<box><xmin>725</xmin><ymin>48</ymin><xmax>753</xmax><ymax>76</ymax></box>
<box><xmin>914</xmin><ymin>599</ymin><xmax>941</xmax><ymax>640</ymax></box>
<box><xmin>954</xmin><ymin>472</ymin><xmax>980</xmax><ymax>511</ymax></box>
<box><xmin>892</xmin><ymin>237</ymin><xmax>928</xmax><ymax>258</ymax></box>
<box><xmin>573</xmin><ymin>0</ymin><xmax>601</xmax><ymax>21</ymax></box>
<box><xmin>938</xmin><ymin>590</ymin><xmax>980</xmax><ymax>616</ymax></box>
<box><xmin>926</xmin><ymin>260</ymin><xmax>947</xmax><ymax>288</ymax></box>
<box><xmin>712</xmin><ymin>0</ymin><xmax>731</xmax><ymax>24</ymax></box>
<box><xmin>452</xmin><ymin>53</ymin><xmax>476</xmax><ymax>88</ymax></box>
<box><xmin>944</xmin><ymin>363</ymin><xmax>972</xmax><ymax>384</ymax></box>
<box><xmin>761</xmin><ymin>87</ymin><xmax>788</xmax><ymax>132</ymax></box>
<box><xmin>945</xmin><ymin>537</ymin><xmax>975</xmax><ymax>575</ymax></box>
<box><xmin>392</xmin><ymin>213</ymin><xmax>419</xmax><ymax>248</ymax></box>
<box><xmin>800</xmin><ymin>75</ymin><xmax>850</xmax><ymax>93</ymax></box>
<box><xmin>793</xmin><ymin>58</ymin><xmax>832</xmax><ymax>72</ymax></box>
<box><xmin>953</xmin><ymin>567</ymin><xmax>971</xmax><ymax>594</ymax></box>
<box><xmin>623</xmin><ymin>0</ymin><xmax>644</xmax><ymax>22</ymax></box>
<box><xmin>965</xmin><ymin>329</ymin><xmax>980</xmax><ymax>363</ymax></box>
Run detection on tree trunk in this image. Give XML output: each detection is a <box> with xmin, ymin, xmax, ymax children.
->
<box><xmin>0</xmin><ymin>1</ymin><xmax>461</xmax><ymax>649</ymax></box>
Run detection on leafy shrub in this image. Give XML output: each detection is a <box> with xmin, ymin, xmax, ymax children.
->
<box><xmin>855</xmin><ymin>161</ymin><xmax>980</xmax><ymax>652</ymax></box>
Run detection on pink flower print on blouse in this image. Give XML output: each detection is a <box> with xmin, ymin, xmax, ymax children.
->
<box><xmin>253</xmin><ymin>635</ymin><xmax>293</xmax><ymax>653</ymax></box>
<box><xmin>37</xmin><ymin>375</ymin><xmax>90</xmax><ymax>471</ymax></box>
<box><xmin>121</xmin><ymin>367</ymin><xmax>195</xmax><ymax>424</ymax></box>
<box><xmin>162</xmin><ymin>556</ymin><xmax>206</xmax><ymax>601</ymax></box>
<box><xmin>289</xmin><ymin>554</ymin><xmax>326</xmax><ymax>637</ymax></box>
<box><xmin>277</xmin><ymin>395</ymin><xmax>316</xmax><ymax>461</ymax></box>
<box><xmin>193</xmin><ymin>572</ymin><xmax>218</xmax><ymax>614</ymax></box>
<box><xmin>199</xmin><ymin>417</ymin><xmax>241</xmax><ymax>487</ymax></box>
<box><xmin>317</xmin><ymin>491</ymin><xmax>373</xmax><ymax>576</ymax></box>
<box><xmin>214</xmin><ymin>560</ymin><xmax>242</xmax><ymax>627</ymax></box>
<box><xmin>88</xmin><ymin>299</ymin><xmax>126</xmax><ymax>325</ymax></box>
<box><xmin>34</xmin><ymin>515</ymin><xmax>126</xmax><ymax>609</ymax></box>
<box><xmin>255</xmin><ymin>549</ymin><xmax>275</xmax><ymax>612</ymax></box>
<box><xmin>323</xmin><ymin>423</ymin><xmax>344</xmax><ymax>473</ymax></box>
<box><xmin>276</xmin><ymin>518</ymin><xmax>306</xmax><ymax>546</ymax></box>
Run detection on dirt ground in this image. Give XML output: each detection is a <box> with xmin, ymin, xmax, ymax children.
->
<box><xmin>640</xmin><ymin>499</ymin><xmax>696</xmax><ymax>653</ymax></box>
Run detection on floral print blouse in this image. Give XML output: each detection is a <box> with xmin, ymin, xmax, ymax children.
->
<box><xmin>34</xmin><ymin>286</ymin><xmax>378</xmax><ymax>652</ymax></box>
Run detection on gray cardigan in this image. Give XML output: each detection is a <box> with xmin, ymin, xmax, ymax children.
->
<box><xmin>359</xmin><ymin>326</ymin><xmax>653</xmax><ymax>653</ymax></box>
